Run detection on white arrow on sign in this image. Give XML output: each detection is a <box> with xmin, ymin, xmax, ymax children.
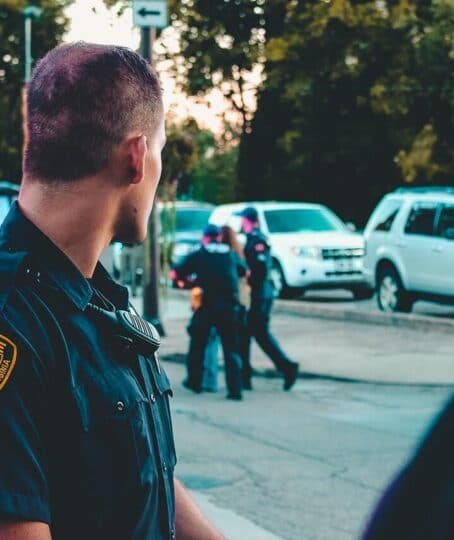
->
<box><xmin>133</xmin><ymin>0</ymin><xmax>168</xmax><ymax>29</ymax></box>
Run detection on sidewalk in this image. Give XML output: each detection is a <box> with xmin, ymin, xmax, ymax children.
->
<box><xmin>133</xmin><ymin>290</ymin><xmax>454</xmax><ymax>386</ymax></box>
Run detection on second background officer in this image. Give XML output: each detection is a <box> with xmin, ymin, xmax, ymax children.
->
<box><xmin>172</xmin><ymin>224</ymin><xmax>248</xmax><ymax>400</ymax></box>
<box><xmin>240</xmin><ymin>206</ymin><xmax>299</xmax><ymax>391</ymax></box>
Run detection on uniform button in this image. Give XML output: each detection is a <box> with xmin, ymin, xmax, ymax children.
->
<box><xmin>162</xmin><ymin>461</ymin><xmax>167</xmax><ymax>472</ymax></box>
<box><xmin>116</xmin><ymin>401</ymin><xmax>125</xmax><ymax>412</ymax></box>
<box><xmin>150</xmin><ymin>393</ymin><xmax>156</xmax><ymax>403</ymax></box>
<box><xmin>170</xmin><ymin>529</ymin><xmax>176</xmax><ymax>539</ymax></box>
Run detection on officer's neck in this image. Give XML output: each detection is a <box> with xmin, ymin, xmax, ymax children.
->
<box><xmin>19</xmin><ymin>175</ymin><xmax>120</xmax><ymax>278</ymax></box>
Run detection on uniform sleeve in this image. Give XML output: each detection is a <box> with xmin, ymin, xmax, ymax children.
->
<box><xmin>0</xmin><ymin>316</ymin><xmax>51</xmax><ymax>524</ymax></box>
<box><xmin>172</xmin><ymin>251</ymin><xmax>198</xmax><ymax>279</ymax></box>
<box><xmin>245</xmin><ymin>237</ymin><xmax>269</xmax><ymax>283</ymax></box>
<box><xmin>233</xmin><ymin>253</ymin><xmax>249</xmax><ymax>278</ymax></box>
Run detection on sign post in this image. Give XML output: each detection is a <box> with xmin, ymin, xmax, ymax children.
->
<box><xmin>134</xmin><ymin>1</ymin><xmax>167</xmax><ymax>334</ymax></box>
<box><xmin>23</xmin><ymin>5</ymin><xmax>43</xmax><ymax>83</ymax></box>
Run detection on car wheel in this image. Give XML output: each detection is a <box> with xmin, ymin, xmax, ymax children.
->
<box><xmin>351</xmin><ymin>285</ymin><xmax>374</xmax><ymax>300</ymax></box>
<box><xmin>269</xmin><ymin>260</ymin><xmax>285</xmax><ymax>298</ymax></box>
<box><xmin>270</xmin><ymin>260</ymin><xmax>304</xmax><ymax>299</ymax></box>
<box><xmin>377</xmin><ymin>267</ymin><xmax>413</xmax><ymax>313</ymax></box>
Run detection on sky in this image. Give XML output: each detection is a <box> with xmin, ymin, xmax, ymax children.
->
<box><xmin>64</xmin><ymin>0</ymin><xmax>236</xmax><ymax>134</ymax></box>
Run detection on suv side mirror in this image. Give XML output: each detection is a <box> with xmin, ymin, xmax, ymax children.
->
<box><xmin>346</xmin><ymin>222</ymin><xmax>356</xmax><ymax>232</ymax></box>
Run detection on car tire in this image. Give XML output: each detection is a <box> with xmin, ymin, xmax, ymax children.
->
<box><xmin>376</xmin><ymin>267</ymin><xmax>413</xmax><ymax>313</ymax></box>
<box><xmin>270</xmin><ymin>260</ymin><xmax>304</xmax><ymax>299</ymax></box>
<box><xmin>351</xmin><ymin>285</ymin><xmax>374</xmax><ymax>300</ymax></box>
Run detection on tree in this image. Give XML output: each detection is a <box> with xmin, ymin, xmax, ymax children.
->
<box><xmin>161</xmin><ymin>117</ymin><xmax>239</xmax><ymax>204</ymax></box>
<box><xmin>161</xmin><ymin>0</ymin><xmax>265</xmax><ymax>136</ymax></box>
<box><xmin>0</xmin><ymin>0</ymin><xmax>70</xmax><ymax>183</ymax></box>
<box><xmin>240</xmin><ymin>0</ymin><xmax>454</xmax><ymax>225</ymax></box>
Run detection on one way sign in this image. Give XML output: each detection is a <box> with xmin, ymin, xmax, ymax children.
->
<box><xmin>133</xmin><ymin>0</ymin><xmax>168</xmax><ymax>28</ymax></box>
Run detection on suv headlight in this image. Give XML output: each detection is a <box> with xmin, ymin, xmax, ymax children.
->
<box><xmin>290</xmin><ymin>246</ymin><xmax>322</xmax><ymax>259</ymax></box>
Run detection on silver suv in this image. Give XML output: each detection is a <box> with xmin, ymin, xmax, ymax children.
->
<box><xmin>210</xmin><ymin>201</ymin><xmax>371</xmax><ymax>299</ymax></box>
<box><xmin>363</xmin><ymin>187</ymin><xmax>454</xmax><ymax>312</ymax></box>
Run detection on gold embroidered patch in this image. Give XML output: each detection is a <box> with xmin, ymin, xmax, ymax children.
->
<box><xmin>0</xmin><ymin>335</ymin><xmax>17</xmax><ymax>391</ymax></box>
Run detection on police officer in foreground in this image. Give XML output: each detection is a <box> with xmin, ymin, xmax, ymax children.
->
<box><xmin>240</xmin><ymin>206</ymin><xmax>299</xmax><ymax>391</ymax></box>
<box><xmin>172</xmin><ymin>224</ymin><xmax>248</xmax><ymax>400</ymax></box>
<box><xmin>0</xmin><ymin>43</ymin><xmax>223</xmax><ymax>540</ymax></box>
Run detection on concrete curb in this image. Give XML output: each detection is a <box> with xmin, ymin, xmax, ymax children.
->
<box><xmin>273</xmin><ymin>300</ymin><xmax>454</xmax><ymax>334</ymax></box>
<box><xmin>162</xmin><ymin>287</ymin><xmax>454</xmax><ymax>334</ymax></box>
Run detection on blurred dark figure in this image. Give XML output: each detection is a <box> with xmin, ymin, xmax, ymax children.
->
<box><xmin>362</xmin><ymin>393</ymin><xmax>454</xmax><ymax>540</ymax></box>
<box><xmin>240</xmin><ymin>207</ymin><xmax>299</xmax><ymax>391</ymax></box>
<box><xmin>172</xmin><ymin>224</ymin><xmax>248</xmax><ymax>400</ymax></box>
<box><xmin>220</xmin><ymin>224</ymin><xmax>251</xmax><ymax>361</ymax></box>
<box><xmin>189</xmin><ymin>286</ymin><xmax>219</xmax><ymax>393</ymax></box>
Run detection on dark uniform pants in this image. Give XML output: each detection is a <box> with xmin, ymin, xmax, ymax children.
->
<box><xmin>187</xmin><ymin>303</ymin><xmax>242</xmax><ymax>397</ymax></box>
<box><xmin>241</xmin><ymin>296</ymin><xmax>293</xmax><ymax>384</ymax></box>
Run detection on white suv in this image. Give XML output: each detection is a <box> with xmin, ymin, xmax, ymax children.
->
<box><xmin>363</xmin><ymin>188</ymin><xmax>454</xmax><ymax>312</ymax></box>
<box><xmin>209</xmin><ymin>201</ymin><xmax>371</xmax><ymax>299</ymax></box>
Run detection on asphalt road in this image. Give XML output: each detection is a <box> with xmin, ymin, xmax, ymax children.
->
<box><xmin>154</xmin><ymin>289</ymin><xmax>454</xmax><ymax>385</ymax></box>
<box><xmin>166</xmin><ymin>360</ymin><xmax>453</xmax><ymax>540</ymax></box>
<box><xmin>129</xmin><ymin>288</ymin><xmax>454</xmax><ymax>537</ymax></box>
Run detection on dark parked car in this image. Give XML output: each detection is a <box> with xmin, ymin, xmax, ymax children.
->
<box><xmin>100</xmin><ymin>200</ymin><xmax>214</xmax><ymax>292</ymax></box>
<box><xmin>160</xmin><ymin>201</ymin><xmax>215</xmax><ymax>266</ymax></box>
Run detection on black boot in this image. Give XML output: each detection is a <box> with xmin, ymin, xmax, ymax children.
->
<box><xmin>283</xmin><ymin>362</ymin><xmax>299</xmax><ymax>391</ymax></box>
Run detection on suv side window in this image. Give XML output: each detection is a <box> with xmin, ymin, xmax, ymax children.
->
<box><xmin>404</xmin><ymin>203</ymin><xmax>437</xmax><ymax>236</ymax></box>
<box><xmin>437</xmin><ymin>205</ymin><xmax>454</xmax><ymax>240</ymax></box>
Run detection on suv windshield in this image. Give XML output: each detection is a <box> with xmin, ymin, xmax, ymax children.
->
<box><xmin>161</xmin><ymin>208</ymin><xmax>212</xmax><ymax>233</ymax></box>
<box><xmin>264</xmin><ymin>208</ymin><xmax>345</xmax><ymax>233</ymax></box>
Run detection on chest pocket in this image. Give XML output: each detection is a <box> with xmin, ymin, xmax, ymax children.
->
<box><xmin>73</xmin><ymin>367</ymin><xmax>156</xmax><ymax>533</ymax></box>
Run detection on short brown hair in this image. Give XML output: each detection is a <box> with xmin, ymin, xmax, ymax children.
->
<box><xmin>24</xmin><ymin>42</ymin><xmax>163</xmax><ymax>182</ymax></box>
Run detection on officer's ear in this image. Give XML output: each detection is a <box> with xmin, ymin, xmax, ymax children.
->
<box><xmin>127</xmin><ymin>134</ymin><xmax>148</xmax><ymax>185</ymax></box>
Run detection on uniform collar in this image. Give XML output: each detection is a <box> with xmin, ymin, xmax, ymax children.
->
<box><xmin>0</xmin><ymin>202</ymin><xmax>126</xmax><ymax>311</ymax></box>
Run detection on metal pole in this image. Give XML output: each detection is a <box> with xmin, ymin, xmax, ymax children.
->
<box><xmin>25</xmin><ymin>16</ymin><xmax>32</xmax><ymax>82</ymax></box>
<box><xmin>140</xmin><ymin>27</ymin><xmax>164</xmax><ymax>335</ymax></box>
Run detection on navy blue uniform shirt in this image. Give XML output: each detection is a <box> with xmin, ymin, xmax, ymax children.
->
<box><xmin>173</xmin><ymin>242</ymin><xmax>248</xmax><ymax>306</ymax></box>
<box><xmin>244</xmin><ymin>230</ymin><xmax>274</xmax><ymax>299</ymax></box>
<box><xmin>0</xmin><ymin>203</ymin><xmax>177</xmax><ymax>539</ymax></box>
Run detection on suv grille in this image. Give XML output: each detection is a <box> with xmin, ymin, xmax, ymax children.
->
<box><xmin>322</xmin><ymin>248</ymin><xmax>364</xmax><ymax>260</ymax></box>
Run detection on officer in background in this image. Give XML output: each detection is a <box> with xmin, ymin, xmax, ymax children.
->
<box><xmin>0</xmin><ymin>43</ymin><xmax>223</xmax><ymax>540</ymax></box>
<box><xmin>240</xmin><ymin>206</ymin><xmax>299</xmax><ymax>391</ymax></box>
<box><xmin>173</xmin><ymin>224</ymin><xmax>248</xmax><ymax>400</ymax></box>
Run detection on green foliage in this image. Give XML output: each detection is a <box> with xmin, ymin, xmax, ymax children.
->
<box><xmin>161</xmin><ymin>119</ymin><xmax>199</xmax><ymax>189</ymax></box>
<box><xmin>188</xmin><ymin>144</ymin><xmax>239</xmax><ymax>204</ymax></box>
<box><xmin>0</xmin><ymin>0</ymin><xmax>70</xmax><ymax>182</ymax></box>
<box><xmin>161</xmin><ymin>117</ymin><xmax>239</xmax><ymax>204</ymax></box>
<box><xmin>163</xmin><ymin>0</ymin><xmax>265</xmax><ymax>132</ymax></box>
<box><xmin>240</xmin><ymin>0</ymin><xmax>454</xmax><ymax>225</ymax></box>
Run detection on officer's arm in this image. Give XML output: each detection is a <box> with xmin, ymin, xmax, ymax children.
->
<box><xmin>234</xmin><ymin>252</ymin><xmax>249</xmax><ymax>278</ymax></box>
<box><xmin>174</xmin><ymin>479</ymin><xmax>225</xmax><ymax>540</ymax></box>
<box><xmin>0</xmin><ymin>318</ymin><xmax>52</xmax><ymax>534</ymax></box>
<box><xmin>0</xmin><ymin>521</ymin><xmax>51</xmax><ymax>539</ymax></box>
<box><xmin>172</xmin><ymin>251</ymin><xmax>197</xmax><ymax>281</ymax></box>
<box><xmin>246</xmin><ymin>239</ymin><xmax>268</xmax><ymax>281</ymax></box>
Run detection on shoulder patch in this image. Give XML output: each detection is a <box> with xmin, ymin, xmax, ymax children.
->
<box><xmin>0</xmin><ymin>334</ymin><xmax>18</xmax><ymax>390</ymax></box>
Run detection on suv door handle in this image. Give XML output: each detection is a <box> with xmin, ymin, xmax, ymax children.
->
<box><xmin>432</xmin><ymin>246</ymin><xmax>443</xmax><ymax>253</ymax></box>
<box><xmin>396</xmin><ymin>242</ymin><xmax>406</xmax><ymax>248</ymax></box>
